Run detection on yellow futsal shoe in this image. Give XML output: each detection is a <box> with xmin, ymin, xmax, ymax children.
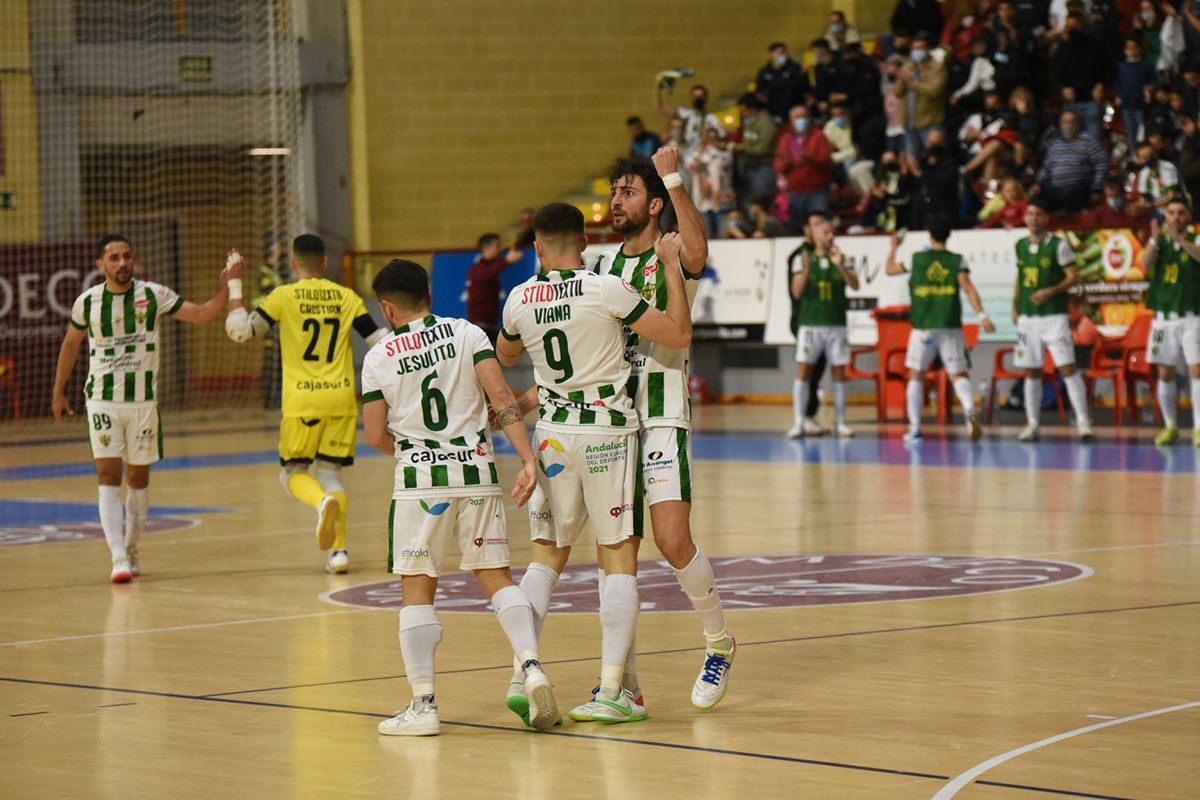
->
<box><xmin>1155</xmin><ymin>427</ymin><xmax>1178</xmax><ymax>447</ymax></box>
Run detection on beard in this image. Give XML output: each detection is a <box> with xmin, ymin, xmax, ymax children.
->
<box><xmin>612</xmin><ymin>209</ymin><xmax>650</xmax><ymax>236</ymax></box>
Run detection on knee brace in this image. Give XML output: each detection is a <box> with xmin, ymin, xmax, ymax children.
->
<box><xmin>314</xmin><ymin>462</ymin><xmax>344</xmax><ymax>493</ymax></box>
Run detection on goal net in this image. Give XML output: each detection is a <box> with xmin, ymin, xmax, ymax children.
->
<box><xmin>0</xmin><ymin>0</ymin><xmax>305</xmax><ymax>422</ymax></box>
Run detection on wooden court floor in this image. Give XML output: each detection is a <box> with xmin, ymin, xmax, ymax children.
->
<box><xmin>1</xmin><ymin>406</ymin><xmax>1197</xmax><ymax>799</ymax></box>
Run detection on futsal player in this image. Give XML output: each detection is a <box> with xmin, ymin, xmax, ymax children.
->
<box><xmin>51</xmin><ymin>235</ymin><xmax>231</xmax><ymax>582</ymax></box>
<box><xmin>886</xmin><ymin>215</ymin><xmax>996</xmax><ymax>443</ymax></box>
<box><xmin>1141</xmin><ymin>199</ymin><xmax>1200</xmax><ymax>447</ymax></box>
<box><xmin>223</xmin><ymin>235</ymin><xmax>388</xmax><ymax>573</ymax></box>
<box><xmin>499</xmin><ymin>202</ymin><xmax>692</xmax><ymax>723</ymax></box>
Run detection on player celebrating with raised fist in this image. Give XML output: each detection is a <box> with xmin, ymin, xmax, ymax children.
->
<box><xmin>223</xmin><ymin>234</ymin><xmax>387</xmax><ymax>573</ymax></box>
<box><xmin>1142</xmin><ymin>199</ymin><xmax>1200</xmax><ymax>447</ymax></box>
<box><xmin>52</xmin><ymin>235</ymin><xmax>231</xmax><ymax>582</ymax></box>
<box><xmin>1011</xmin><ymin>200</ymin><xmax>1094</xmax><ymax>442</ymax></box>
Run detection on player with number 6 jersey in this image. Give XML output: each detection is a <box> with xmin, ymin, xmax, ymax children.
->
<box><xmin>499</xmin><ymin>202</ymin><xmax>693</xmax><ymax>725</ymax></box>
<box><xmin>52</xmin><ymin>235</ymin><xmax>231</xmax><ymax>583</ymax></box>
<box><xmin>361</xmin><ymin>258</ymin><xmax>558</xmax><ymax>736</ymax></box>
<box><xmin>223</xmin><ymin>234</ymin><xmax>388</xmax><ymax>573</ymax></box>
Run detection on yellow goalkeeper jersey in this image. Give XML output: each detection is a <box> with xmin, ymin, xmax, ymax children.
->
<box><xmin>257</xmin><ymin>278</ymin><xmax>368</xmax><ymax>418</ymax></box>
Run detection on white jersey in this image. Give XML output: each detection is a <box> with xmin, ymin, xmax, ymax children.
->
<box><xmin>361</xmin><ymin>315</ymin><xmax>502</xmax><ymax>499</ymax></box>
<box><xmin>593</xmin><ymin>247</ymin><xmax>700</xmax><ymax>430</ymax></box>
<box><xmin>501</xmin><ymin>268</ymin><xmax>648</xmax><ymax>433</ymax></box>
<box><xmin>69</xmin><ymin>279</ymin><xmax>184</xmax><ymax>404</ymax></box>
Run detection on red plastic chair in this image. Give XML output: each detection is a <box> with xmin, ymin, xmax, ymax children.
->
<box><xmin>0</xmin><ymin>358</ymin><xmax>19</xmax><ymax>420</ymax></box>
<box><xmin>844</xmin><ymin>306</ymin><xmax>915</xmax><ymax>422</ymax></box>
<box><xmin>1085</xmin><ymin>337</ymin><xmax>1127</xmax><ymax>424</ymax></box>
<box><xmin>984</xmin><ymin>347</ymin><xmax>1067</xmax><ymax>424</ymax></box>
<box><xmin>1124</xmin><ymin>346</ymin><xmax>1162</xmax><ymax>425</ymax></box>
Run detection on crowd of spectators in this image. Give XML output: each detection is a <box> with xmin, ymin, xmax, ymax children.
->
<box><xmin>624</xmin><ymin>0</ymin><xmax>1200</xmax><ymax>238</ymax></box>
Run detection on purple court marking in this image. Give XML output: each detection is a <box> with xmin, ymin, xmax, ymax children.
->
<box><xmin>0</xmin><ymin>516</ymin><xmax>199</xmax><ymax>548</ymax></box>
<box><xmin>321</xmin><ymin>555</ymin><xmax>1092</xmax><ymax>614</ymax></box>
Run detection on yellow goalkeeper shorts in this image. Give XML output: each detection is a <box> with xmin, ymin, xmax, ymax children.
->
<box><xmin>278</xmin><ymin>415</ymin><xmax>357</xmax><ymax>466</ymax></box>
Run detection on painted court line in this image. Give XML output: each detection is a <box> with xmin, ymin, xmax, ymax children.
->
<box><xmin>931</xmin><ymin>700</ymin><xmax>1200</xmax><ymax>799</ymax></box>
<box><xmin>0</xmin><ymin>675</ymin><xmax>1132</xmax><ymax>799</ymax></box>
<box><xmin>0</xmin><ymin>608</ymin><xmax>371</xmax><ymax>647</ymax></box>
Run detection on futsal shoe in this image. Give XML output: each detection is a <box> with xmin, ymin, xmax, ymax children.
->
<box><xmin>378</xmin><ymin>696</ymin><xmax>439</xmax><ymax>736</ymax></box>
<box><xmin>506</xmin><ymin>675</ymin><xmax>531</xmax><ymax>726</ymax></box>
<box><xmin>835</xmin><ymin>423</ymin><xmax>854</xmax><ymax>438</ymax></box>
<box><xmin>110</xmin><ymin>555</ymin><xmax>133</xmax><ymax>584</ymax></box>
<box><xmin>902</xmin><ymin>428</ymin><xmax>923</xmax><ymax>444</ymax></box>
<box><xmin>803</xmin><ymin>417</ymin><xmax>828</xmax><ymax>436</ymax></box>
<box><xmin>315</xmin><ymin>495</ymin><xmax>339</xmax><ymax>550</ymax></box>
<box><xmin>127</xmin><ymin>545</ymin><xmax>140</xmax><ymax>578</ymax></box>
<box><xmin>1018</xmin><ymin>423</ymin><xmax>1040</xmax><ymax>442</ymax></box>
<box><xmin>521</xmin><ymin>660</ymin><xmax>560</xmax><ymax>730</ymax></box>
<box><xmin>326</xmin><ymin>549</ymin><xmax>350</xmax><ymax>574</ymax></box>
<box><xmin>591</xmin><ymin>687</ymin><xmax>649</xmax><ymax>723</ymax></box>
<box><xmin>967</xmin><ymin>411</ymin><xmax>982</xmax><ymax>442</ymax></box>
<box><xmin>1078</xmin><ymin>424</ymin><xmax>1095</xmax><ymax>443</ymax></box>
<box><xmin>785</xmin><ymin>423</ymin><xmax>803</xmax><ymax>440</ymax></box>
<box><xmin>691</xmin><ymin>637</ymin><xmax>736</xmax><ymax>710</ymax></box>
<box><xmin>570</xmin><ymin>685</ymin><xmax>646</xmax><ymax>722</ymax></box>
<box><xmin>1155</xmin><ymin>427</ymin><xmax>1178</xmax><ymax>447</ymax></box>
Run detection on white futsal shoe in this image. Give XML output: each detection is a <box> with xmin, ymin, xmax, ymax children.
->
<box><xmin>326</xmin><ymin>549</ymin><xmax>350</xmax><ymax>574</ymax></box>
<box><xmin>569</xmin><ymin>685</ymin><xmax>647</xmax><ymax>722</ymax></box>
<box><xmin>110</xmin><ymin>555</ymin><xmax>133</xmax><ymax>584</ymax></box>
<box><xmin>127</xmin><ymin>545</ymin><xmax>140</xmax><ymax>577</ymax></box>
<box><xmin>1018</xmin><ymin>423</ymin><xmax>1040</xmax><ymax>442</ymax></box>
<box><xmin>521</xmin><ymin>660</ymin><xmax>560</xmax><ymax>730</ymax></box>
<box><xmin>691</xmin><ymin>637</ymin><xmax>736</xmax><ymax>710</ymax></box>
<box><xmin>378</xmin><ymin>696</ymin><xmax>440</xmax><ymax>736</ymax></box>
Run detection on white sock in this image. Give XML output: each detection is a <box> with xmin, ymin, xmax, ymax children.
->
<box><xmin>1063</xmin><ymin>373</ymin><xmax>1090</xmax><ymax>428</ymax></box>
<box><xmin>124</xmin><ymin>487</ymin><xmax>148</xmax><ymax>550</ymax></box>
<box><xmin>1159</xmin><ymin>380</ymin><xmax>1179</xmax><ymax>429</ymax></box>
<box><xmin>793</xmin><ymin>378</ymin><xmax>807</xmax><ymax>426</ymax></box>
<box><xmin>952</xmin><ymin>377</ymin><xmax>975</xmax><ymax>416</ymax></box>
<box><xmin>98</xmin><ymin>485</ymin><xmax>125</xmax><ymax>559</ymax></box>
<box><xmin>832</xmin><ymin>381</ymin><xmax>848</xmax><ymax>427</ymax></box>
<box><xmin>671</xmin><ymin>548</ymin><xmax>727</xmax><ymax>642</ymax></box>
<box><xmin>906</xmin><ymin>379</ymin><xmax>924</xmax><ymax>430</ymax></box>
<box><xmin>491</xmin><ymin>585</ymin><xmax>538</xmax><ymax>665</ymax></box>
<box><xmin>1024</xmin><ymin>378</ymin><xmax>1042</xmax><ymax>427</ymax></box>
<box><xmin>519</xmin><ymin>562</ymin><xmax>559</xmax><ymax>641</ymax></box>
<box><xmin>1191</xmin><ymin>379</ymin><xmax>1200</xmax><ymax>432</ymax></box>
<box><xmin>398</xmin><ymin>604</ymin><xmax>442</xmax><ymax>698</ymax></box>
<box><xmin>600</xmin><ymin>569</ymin><xmax>638</xmax><ymax>692</ymax></box>
<box><xmin>598</xmin><ymin>573</ymin><xmax>639</xmax><ymax>700</ymax></box>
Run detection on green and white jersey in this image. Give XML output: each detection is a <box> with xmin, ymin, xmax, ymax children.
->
<box><xmin>502</xmin><ymin>268</ymin><xmax>649</xmax><ymax>433</ymax></box>
<box><xmin>361</xmin><ymin>315</ymin><xmax>502</xmax><ymax>499</ymax></box>
<box><xmin>797</xmin><ymin>254</ymin><xmax>848</xmax><ymax>327</ymax></box>
<box><xmin>1015</xmin><ymin>235</ymin><xmax>1075</xmax><ymax>317</ymax></box>
<box><xmin>593</xmin><ymin>247</ymin><xmax>701</xmax><ymax>430</ymax></box>
<box><xmin>909</xmin><ymin>248</ymin><xmax>966</xmax><ymax>330</ymax></box>
<box><xmin>69</xmin><ymin>279</ymin><xmax>184</xmax><ymax>404</ymax></box>
<box><xmin>1146</xmin><ymin>232</ymin><xmax>1200</xmax><ymax>315</ymax></box>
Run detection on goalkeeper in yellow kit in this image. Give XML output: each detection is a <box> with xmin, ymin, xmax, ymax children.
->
<box><xmin>224</xmin><ymin>235</ymin><xmax>387</xmax><ymax>572</ymax></box>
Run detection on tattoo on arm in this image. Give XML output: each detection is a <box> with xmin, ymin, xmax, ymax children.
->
<box><xmin>496</xmin><ymin>404</ymin><xmax>522</xmax><ymax>427</ymax></box>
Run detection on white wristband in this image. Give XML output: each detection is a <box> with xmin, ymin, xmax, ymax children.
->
<box><xmin>228</xmin><ymin>278</ymin><xmax>242</xmax><ymax>301</ymax></box>
<box><xmin>662</xmin><ymin>172</ymin><xmax>683</xmax><ymax>190</ymax></box>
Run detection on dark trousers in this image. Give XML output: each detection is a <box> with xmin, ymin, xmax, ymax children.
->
<box><xmin>806</xmin><ymin>353</ymin><xmax>827</xmax><ymax>417</ymax></box>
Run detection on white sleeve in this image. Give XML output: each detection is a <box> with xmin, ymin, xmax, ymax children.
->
<box><xmin>1057</xmin><ymin>238</ymin><xmax>1077</xmax><ymax>267</ymax></box>
<box><xmin>364</xmin><ymin>327</ymin><xmax>389</xmax><ymax>347</ymax></box>
<box><xmin>500</xmin><ymin>291</ymin><xmax>521</xmax><ymax>341</ymax></box>
<box><xmin>600</xmin><ymin>275</ymin><xmax>650</xmax><ymax>323</ymax></box>
<box><xmin>361</xmin><ymin>353</ymin><xmax>382</xmax><ymax>401</ymax></box>
<box><xmin>70</xmin><ymin>293</ymin><xmax>87</xmax><ymax>330</ymax></box>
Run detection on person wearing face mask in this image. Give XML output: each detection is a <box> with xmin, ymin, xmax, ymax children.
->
<box><xmin>654</xmin><ymin>78</ymin><xmax>723</xmax><ymax>163</ymax></box>
<box><xmin>1054</xmin><ymin>11</ymin><xmax>1104</xmax><ymax>143</ymax></box>
<box><xmin>824</xmin><ymin>104</ymin><xmax>875</xmax><ymax>194</ymax></box>
<box><xmin>907</xmin><ymin>131</ymin><xmax>960</xmax><ymax>229</ymax></box>
<box><xmin>756</xmin><ymin>42</ymin><xmax>810</xmax><ymax>123</ymax></box>
<box><xmin>1090</xmin><ymin>176</ymin><xmax>1143</xmax><ymax>230</ymax></box>
<box><xmin>892</xmin><ymin>32</ymin><xmax>947</xmax><ymax>156</ymax></box>
<box><xmin>1114</xmin><ymin>38</ymin><xmax>1156</xmax><ymax>146</ymax></box>
<box><xmin>1030</xmin><ymin>110</ymin><xmax>1109</xmax><ymax>213</ymax></box>
<box><xmin>809</xmin><ymin>38</ymin><xmax>840</xmax><ymax>119</ymax></box>
<box><xmin>774</xmin><ymin>105</ymin><xmax>834</xmax><ymax>229</ymax></box>
<box><xmin>862</xmin><ymin>151</ymin><xmax>916</xmax><ymax>232</ymax></box>
<box><xmin>823</xmin><ymin>10</ymin><xmax>862</xmax><ymax>52</ymax></box>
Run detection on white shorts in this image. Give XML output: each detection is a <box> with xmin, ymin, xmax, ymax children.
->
<box><xmin>388</xmin><ymin>494</ymin><xmax>508</xmax><ymax>577</ymax></box>
<box><xmin>85</xmin><ymin>402</ymin><xmax>162</xmax><ymax>465</ymax></box>
<box><xmin>526</xmin><ymin>427</ymin><xmax>639</xmax><ymax>548</ymax></box>
<box><xmin>1147</xmin><ymin>317</ymin><xmax>1200</xmax><ymax>366</ymax></box>
<box><xmin>641</xmin><ymin>426</ymin><xmax>693</xmax><ymax>507</ymax></box>
<box><xmin>905</xmin><ymin>328</ymin><xmax>970</xmax><ymax>374</ymax></box>
<box><xmin>796</xmin><ymin>325</ymin><xmax>850</xmax><ymax>367</ymax></box>
<box><xmin>1014</xmin><ymin>315</ymin><xmax>1074</xmax><ymax>369</ymax></box>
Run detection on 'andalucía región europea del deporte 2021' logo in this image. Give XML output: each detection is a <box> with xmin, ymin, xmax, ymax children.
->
<box><xmin>538</xmin><ymin>438</ymin><xmax>566</xmax><ymax>478</ymax></box>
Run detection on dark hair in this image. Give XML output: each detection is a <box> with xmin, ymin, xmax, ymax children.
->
<box><xmin>747</xmin><ymin>195</ymin><xmax>775</xmax><ymax>211</ymax></box>
<box><xmin>477</xmin><ymin>232</ymin><xmax>501</xmax><ymax>249</ymax></box>
<box><xmin>1102</xmin><ymin>175</ymin><xmax>1123</xmax><ymax>190</ymax></box>
<box><xmin>626</xmin><ymin>115</ymin><xmax>643</xmax><ymax>127</ymax></box>
<box><xmin>692</xmin><ymin>84</ymin><xmax>709</xmax><ymax>96</ymax></box>
<box><xmin>293</xmin><ymin>234</ymin><xmax>325</xmax><ymax>259</ymax></box>
<box><xmin>1165</xmin><ymin>197</ymin><xmax>1191</xmax><ymax>211</ymax></box>
<box><xmin>810</xmin><ymin>37</ymin><xmax>831</xmax><ymax>50</ymax></box>
<box><xmin>372</xmin><ymin>259</ymin><xmax>430</xmax><ymax>308</ymax></box>
<box><xmin>831</xmin><ymin>10</ymin><xmax>846</xmax><ymax>22</ymax></box>
<box><xmin>927</xmin><ymin>214</ymin><xmax>953</xmax><ymax>244</ymax></box>
<box><xmin>1066</xmin><ymin>10</ymin><xmax>1083</xmax><ymax>21</ymax></box>
<box><xmin>96</xmin><ymin>234</ymin><xmax>131</xmax><ymax>259</ymax></box>
<box><xmin>533</xmin><ymin>203</ymin><xmax>585</xmax><ymax>240</ymax></box>
<box><xmin>606</xmin><ymin>157</ymin><xmax>669</xmax><ymax>207</ymax></box>
<box><xmin>738</xmin><ymin>92</ymin><xmax>761</xmax><ymax>109</ymax></box>
<box><xmin>1026</xmin><ymin>197</ymin><xmax>1050</xmax><ymax>212</ymax></box>
<box><xmin>1124</xmin><ymin>36</ymin><xmax>1143</xmax><ymax>49</ymax></box>
<box><xmin>768</xmin><ymin>41</ymin><xmax>787</xmax><ymax>51</ymax></box>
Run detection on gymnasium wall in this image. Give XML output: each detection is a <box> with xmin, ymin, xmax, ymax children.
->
<box><xmin>0</xmin><ymin>2</ymin><xmax>41</xmax><ymax>242</ymax></box>
<box><xmin>346</xmin><ymin>0</ymin><xmax>840</xmax><ymax>251</ymax></box>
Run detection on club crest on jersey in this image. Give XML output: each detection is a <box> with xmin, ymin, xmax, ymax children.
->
<box><xmin>99</xmin><ymin>435</ymin><xmax>111</xmax><ymax>447</ymax></box>
<box><xmin>641</xmin><ymin>284</ymin><xmax>656</xmax><ymax>301</ymax></box>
